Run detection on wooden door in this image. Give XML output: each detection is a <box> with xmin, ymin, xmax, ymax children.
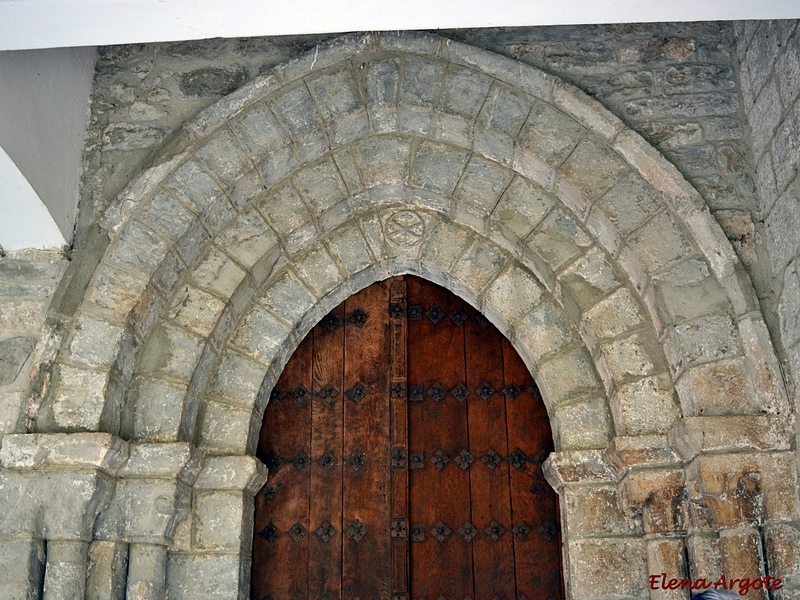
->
<box><xmin>252</xmin><ymin>276</ymin><xmax>563</xmax><ymax>600</ymax></box>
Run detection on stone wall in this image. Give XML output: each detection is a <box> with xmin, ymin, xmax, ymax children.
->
<box><xmin>0</xmin><ymin>250</ymin><xmax>67</xmax><ymax>441</ymax></box>
<box><xmin>736</xmin><ymin>20</ymin><xmax>800</xmax><ymax>400</ymax></box>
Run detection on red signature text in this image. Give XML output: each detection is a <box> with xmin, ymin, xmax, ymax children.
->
<box><xmin>649</xmin><ymin>573</ymin><xmax>783</xmax><ymax>596</ymax></box>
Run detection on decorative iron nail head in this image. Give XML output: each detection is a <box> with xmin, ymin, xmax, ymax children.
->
<box><xmin>475</xmin><ymin>313</ymin><xmax>491</xmax><ymax>328</ymax></box>
<box><xmin>431</xmin><ymin>521</ymin><xmax>451</xmax><ymax>542</ymax></box>
<box><xmin>269</xmin><ymin>388</ymin><xmax>285</xmax><ymax>403</ymax></box>
<box><xmin>540</xmin><ymin>520</ymin><xmax>559</xmax><ymax>541</ymax></box>
<box><xmin>410</xmin><ymin>524</ymin><xmax>426</xmax><ymax>542</ymax></box>
<box><xmin>258</xmin><ymin>522</ymin><xmax>280</xmax><ymax>543</ymax></box>
<box><xmin>316</xmin><ymin>450</ymin><xmax>337</xmax><ymax>472</ymax></box>
<box><xmin>292</xmin><ymin>386</ymin><xmax>309</xmax><ymax>407</ymax></box>
<box><xmin>530</xmin><ymin>449</ymin><xmax>548</xmax><ymax>465</ymax></box>
<box><xmin>345</xmin><ymin>449</ymin><xmax>367</xmax><ymax>472</ymax></box>
<box><xmin>407</xmin><ymin>305</ymin><xmax>422</xmax><ymax>320</ymax></box>
<box><xmin>427</xmin><ymin>383</ymin><xmax>447</xmax><ymax>402</ymax></box>
<box><xmin>408</xmin><ymin>384</ymin><xmax>424</xmax><ymax>402</ymax></box>
<box><xmin>346</xmin><ymin>382</ymin><xmax>367</xmax><ymax>405</ymax></box>
<box><xmin>390</xmin><ymin>382</ymin><xmax>405</xmax><ymax>398</ymax></box>
<box><xmin>409</xmin><ymin>452</ymin><xmax>424</xmax><ymax>469</ymax></box>
<box><xmin>481</xmin><ymin>449</ymin><xmax>503</xmax><ymax>470</ymax></box>
<box><xmin>389</xmin><ymin>302</ymin><xmax>405</xmax><ymax>319</ymax></box>
<box><xmin>319</xmin><ymin>313</ymin><xmax>339</xmax><ymax>332</ymax></box>
<box><xmin>265</xmin><ymin>451</ymin><xmax>283</xmax><ymax>473</ymax></box>
<box><xmin>315</xmin><ymin>384</ymin><xmax>338</xmax><ymax>402</ymax></box>
<box><xmin>391</xmin><ymin>446</ymin><xmax>407</xmax><ymax>470</ymax></box>
<box><xmin>529</xmin><ymin>479</ymin><xmax>546</xmax><ymax>494</ymax></box>
<box><xmin>348</xmin><ymin>308</ymin><xmax>369</xmax><ymax>328</ymax></box>
<box><xmin>288</xmin><ymin>522</ymin><xmax>307</xmax><ymax>543</ymax></box>
<box><xmin>484</xmin><ymin>520</ymin><xmax>505</xmax><ymax>542</ymax></box>
<box><xmin>508</xmin><ymin>448</ymin><xmax>528</xmax><ymax>470</ymax></box>
<box><xmin>512</xmin><ymin>521</ymin><xmax>532</xmax><ymax>541</ymax></box>
<box><xmin>451</xmin><ymin>382</ymin><xmax>469</xmax><ymax>402</ymax></box>
<box><xmin>314</xmin><ymin>520</ymin><xmax>337</xmax><ymax>543</ymax></box>
<box><xmin>431</xmin><ymin>450</ymin><xmax>449</xmax><ymax>471</ymax></box>
<box><xmin>457</xmin><ymin>521</ymin><xmax>478</xmax><ymax>542</ymax></box>
<box><xmin>390</xmin><ymin>518</ymin><xmax>408</xmax><ymax>539</ymax></box>
<box><xmin>449</xmin><ymin>307</ymin><xmax>468</xmax><ymax>326</ymax></box>
<box><xmin>262</xmin><ymin>481</ymin><xmax>283</xmax><ymax>501</ymax></box>
<box><xmin>503</xmin><ymin>382</ymin><xmax>523</xmax><ymax>401</ymax></box>
<box><xmin>426</xmin><ymin>306</ymin><xmax>444</xmax><ymax>324</ymax></box>
<box><xmin>476</xmin><ymin>381</ymin><xmax>496</xmax><ymax>400</ymax></box>
<box><xmin>291</xmin><ymin>452</ymin><xmax>311</xmax><ymax>472</ymax></box>
<box><xmin>346</xmin><ymin>519</ymin><xmax>367</xmax><ymax>542</ymax></box>
<box><xmin>454</xmin><ymin>449</ymin><xmax>474</xmax><ymax>470</ymax></box>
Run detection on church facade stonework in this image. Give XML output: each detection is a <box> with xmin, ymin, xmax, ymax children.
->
<box><xmin>0</xmin><ymin>23</ymin><xmax>799</xmax><ymax>600</ymax></box>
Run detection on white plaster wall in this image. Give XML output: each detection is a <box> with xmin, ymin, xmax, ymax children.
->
<box><xmin>0</xmin><ymin>46</ymin><xmax>96</xmax><ymax>247</ymax></box>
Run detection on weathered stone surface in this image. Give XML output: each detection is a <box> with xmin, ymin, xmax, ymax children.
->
<box><xmin>0</xmin><ymin>433</ymin><xmax>128</xmax><ymax>473</ymax></box>
<box><xmin>179</xmin><ymin>67</ymin><xmax>247</xmax><ymax>97</ymax></box>
<box><xmin>166</xmin><ymin>553</ymin><xmax>244</xmax><ymax>600</ymax></box>
<box><xmin>564</xmin><ymin>485</ymin><xmax>643</xmax><ymax>538</ymax></box>
<box><xmin>553</xmin><ymin>397</ymin><xmax>613</xmax><ymax>450</ymax></box>
<box><xmin>0</xmin><ymin>538</ymin><xmax>45</xmax><ymax>600</ymax></box>
<box><xmin>670</xmin><ymin>415</ymin><xmax>793</xmax><ymax>459</ymax></box>
<box><xmin>567</xmin><ymin>537</ymin><xmax>648</xmax><ymax>600</ymax></box>
<box><xmin>543</xmin><ymin>450</ymin><xmax>615</xmax><ymax>491</ymax></box>
<box><xmin>86</xmin><ymin>540</ymin><xmax>127</xmax><ymax>600</ymax></box>
<box><xmin>611</xmin><ymin>375</ymin><xmax>681</xmax><ymax>435</ymax></box>
<box><xmin>0</xmin><ymin>337</ymin><xmax>36</xmax><ymax>386</ymax></box>
<box><xmin>43</xmin><ymin>540</ymin><xmax>89</xmax><ymax>600</ymax></box>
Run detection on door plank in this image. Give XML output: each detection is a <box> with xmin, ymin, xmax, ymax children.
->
<box><xmin>503</xmin><ymin>337</ymin><xmax>563</xmax><ymax>599</ymax></box>
<box><xmin>342</xmin><ymin>280</ymin><xmax>393</xmax><ymax>600</ymax></box>
<box><xmin>309</xmin><ymin>303</ymin><xmax>346</xmax><ymax>599</ymax></box>
<box><xmin>464</xmin><ymin>304</ymin><xmax>516</xmax><ymax>600</ymax></box>
<box><xmin>253</xmin><ymin>331</ymin><xmax>314</xmax><ymax>599</ymax></box>
<box><xmin>407</xmin><ymin>278</ymin><xmax>474</xmax><ymax>600</ymax></box>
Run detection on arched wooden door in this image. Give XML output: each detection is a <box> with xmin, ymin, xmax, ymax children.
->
<box><xmin>252</xmin><ymin>276</ymin><xmax>563</xmax><ymax>600</ymax></box>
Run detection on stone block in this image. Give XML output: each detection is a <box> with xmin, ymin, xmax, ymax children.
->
<box><xmin>269</xmin><ymin>84</ymin><xmax>323</xmax><ymax>139</ymax></box>
<box><xmin>492</xmin><ymin>176</ymin><xmax>554</xmax><ymax>239</ymax></box>
<box><xmin>0</xmin><ymin>538</ymin><xmax>45</xmax><ymax>600</ymax></box>
<box><xmin>190</xmin><ymin>248</ymin><xmax>247</xmax><ymax>299</ymax></box>
<box><xmin>168</xmin><ymin>285</ymin><xmax>226</xmax><ymax>339</ymax></box>
<box><xmin>1</xmin><ymin>433</ymin><xmax>127</xmax><ymax>473</ymax></box>
<box><xmin>65</xmin><ymin>315</ymin><xmax>124</xmax><ymax>369</ymax></box>
<box><xmin>166</xmin><ymin>553</ymin><xmax>244</xmax><ymax>600</ymax></box>
<box><xmin>653</xmin><ymin>259</ymin><xmax>730</xmax><ymax>324</ymax></box>
<box><xmin>766</xmin><ymin>186</ymin><xmax>800</xmax><ymax>273</ymax></box>
<box><xmin>669</xmin><ymin>415</ymin><xmax>793</xmax><ymax>461</ymax></box>
<box><xmin>564</xmin><ymin>485</ymin><xmax>643</xmax><ymax>538</ymax></box>
<box><xmin>676</xmin><ymin>357</ymin><xmax>755</xmax><ymax>416</ymax></box>
<box><xmin>209</xmin><ymin>350</ymin><xmax>266</xmax><ymax>407</ymax></box>
<box><xmin>567</xmin><ymin>537</ymin><xmax>648</xmax><ymax>599</ymax></box>
<box><xmin>357</xmin><ymin>136</ymin><xmax>412</xmax><ymax>187</ymax></box>
<box><xmin>737</xmin><ymin>315</ymin><xmax>789</xmax><ymax>415</ymax></box>
<box><xmin>359</xmin><ymin>59</ymin><xmax>400</xmax><ymax>107</ymax></box>
<box><xmin>400</xmin><ymin>58</ymin><xmax>443</xmax><ymax>107</ymax></box>
<box><xmin>453</xmin><ymin>156</ymin><xmax>514</xmax><ymax>213</ymax></box>
<box><xmin>193</xmin><ymin>491</ymin><xmax>252</xmax><ymax>551</ymax></box>
<box><xmin>560</xmin><ymin>247</ymin><xmax>621</xmax><ymax>310</ymax></box>
<box><xmin>611</xmin><ymin>375</ymin><xmax>680</xmax><ymax>435</ymax></box>
<box><xmin>131</xmin><ymin>377</ymin><xmax>186</xmax><ymax>442</ymax></box>
<box><xmin>294</xmin><ymin>158</ymin><xmax>349</xmax><ymax>217</ymax></box>
<box><xmin>195</xmin><ymin>455</ymin><xmax>268</xmax><ymax>494</ymax></box>
<box><xmin>139</xmin><ymin>324</ymin><xmax>204</xmax><ymax>383</ymax></box>
<box><xmin>595</xmin><ymin>171</ymin><xmax>662</xmax><ymax>236</ymax></box>
<box><xmin>553</xmin><ymin>397</ymin><xmax>612</xmax><ymax>450</ymax></box>
<box><xmin>542</xmin><ymin>449</ymin><xmax>615</xmax><ymax>491</ymax></box>
<box><xmin>178</xmin><ymin>66</ymin><xmax>246</xmax><ymax>98</ymax></box>
<box><xmin>583</xmin><ymin>286</ymin><xmax>644</xmax><ymax>341</ymax></box>
<box><xmin>138</xmin><ymin>191</ymin><xmax>197</xmax><ymax>246</ymax></box>
<box><xmin>537</xmin><ymin>347</ymin><xmax>603</xmax><ymax>406</ymax></box>
<box><xmin>163</xmin><ymin>159</ymin><xmax>226</xmax><ymax>214</ymax></box>
<box><xmin>327</xmin><ymin>225</ymin><xmax>374</xmax><ymax>277</ymax></box>
<box><xmin>476</xmin><ymin>84</ymin><xmax>530</xmax><ymax>137</ymax></box>
<box><xmin>750</xmin><ymin>78</ymin><xmax>783</xmax><ymax>160</ymax></box>
<box><xmin>771</xmin><ymin>113</ymin><xmax>800</xmax><ymax>192</ymax></box>
<box><xmin>551</xmin><ymin>78</ymin><xmax>622</xmax><ymax>142</ymax></box>
<box><xmin>411</xmin><ymin>140</ymin><xmax>470</xmax><ymax>197</ymax></box>
<box><xmin>109</xmin><ymin>223</ymin><xmax>165</xmax><ymax>279</ymax></box>
<box><xmin>43</xmin><ymin>540</ymin><xmax>88</xmax><ymax>600</ymax></box>
<box><xmin>513</xmin><ymin>300</ymin><xmax>577</xmax><ymax>364</ymax></box>
<box><xmin>420</xmin><ymin>220</ymin><xmax>472</xmax><ymax>275</ymax></box>
<box><xmin>604</xmin><ymin>434</ymin><xmax>681</xmax><ymax>474</ymax></box>
<box><xmin>198</xmin><ymin>401</ymin><xmax>257</xmax><ymax>455</ymax></box>
<box><xmin>229</xmin><ymin>104</ymin><xmax>287</xmax><ymax>159</ymax></box>
<box><xmin>601</xmin><ymin>331</ymin><xmax>667</xmax><ymax>382</ymax></box>
<box><xmin>119</xmin><ymin>443</ymin><xmax>202</xmax><ymax>483</ymax></box>
<box><xmin>527</xmin><ymin>209</ymin><xmax>592</xmax><ymax>271</ymax></box>
<box><xmin>483</xmin><ymin>264</ymin><xmax>545</xmax><ymax>327</ymax></box>
<box><xmin>719</xmin><ymin>529</ymin><xmax>768</xmax><ymax>599</ymax></box>
<box><xmin>627</xmin><ymin>212</ymin><xmax>694</xmax><ymax>272</ymax></box>
<box><xmin>215</xmin><ymin>209</ymin><xmax>277</xmax><ymax>270</ymax></box>
<box><xmin>670</xmin><ymin>314</ymin><xmax>741</xmax><ymax>368</ymax></box>
<box><xmin>560</xmin><ymin>137</ymin><xmax>629</xmax><ymax>200</ymax></box>
<box><xmin>0</xmin><ymin>337</ymin><xmax>36</xmax><ymax>386</ymax></box>
<box><xmin>0</xmin><ymin>299</ymin><xmax>46</xmax><ymax>336</ymax></box>
<box><xmin>624</xmin><ymin>92</ymin><xmax>739</xmax><ymax>121</ymax></box>
<box><xmin>126</xmin><ymin>543</ymin><xmax>167</xmax><ymax>600</ymax></box>
<box><xmin>765</xmin><ymin>523</ymin><xmax>800</xmax><ymax>588</ymax></box>
<box><xmin>439</xmin><ymin>65</ymin><xmax>492</xmax><ymax>120</ymax></box>
<box><xmin>306</xmin><ymin>68</ymin><xmax>361</xmax><ymax>122</ymax></box>
<box><xmin>776</xmin><ymin>34</ymin><xmax>800</xmax><ymax>107</ymax></box>
<box><xmin>0</xmin><ymin>390</ymin><xmax>23</xmax><ymax>435</ymax></box>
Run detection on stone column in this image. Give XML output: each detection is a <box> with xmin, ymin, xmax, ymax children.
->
<box><xmin>0</xmin><ymin>433</ymin><xmax>128</xmax><ymax>600</ymax></box>
<box><xmin>544</xmin><ymin>449</ymin><xmax>648</xmax><ymax>600</ymax></box>
<box><xmin>94</xmin><ymin>442</ymin><xmax>203</xmax><ymax>600</ymax></box>
<box><xmin>166</xmin><ymin>455</ymin><xmax>267</xmax><ymax>600</ymax></box>
<box><xmin>669</xmin><ymin>415</ymin><xmax>798</xmax><ymax>600</ymax></box>
<box><xmin>609</xmin><ymin>435</ymin><xmax>688</xmax><ymax>600</ymax></box>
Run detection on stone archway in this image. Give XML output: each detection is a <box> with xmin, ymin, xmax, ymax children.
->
<box><xmin>2</xmin><ymin>31</ymin><xmax>794</xmax><ymax>600</ymax></box>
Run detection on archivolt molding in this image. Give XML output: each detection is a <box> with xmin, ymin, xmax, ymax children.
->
<box><xmin>32</xmin><ymin>31</ymin><xmax>787</xmax><ymax>458</ymax></box>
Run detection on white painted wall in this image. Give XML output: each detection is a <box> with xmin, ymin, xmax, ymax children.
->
<box><xmin>0</xmin><ymin>0</ymin><xmax>798</xmax><ymax>51</ymax></box>
<box><xmin>0</xmin><ymin>46</ymin><xmax>96</xmax><ymax>247</ymax></box>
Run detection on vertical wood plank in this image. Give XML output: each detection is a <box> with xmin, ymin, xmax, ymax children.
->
<box><xmin>464</xmin><ymin>303</ymin><xmax>517</xmax><ymax>600</ymax></box>
<box><xmin>342</xmin><ymin>280</ymin><xmax>393</xmax><ymax>600</ymax></box>
<box><xmin>308</xmin><ymin>303</ymin><xmax>346</xmax><ymax>599</ymax></box>
<box><xmin>389</xmin><ymin>279</ymin><xmax>410</xmax><ymax>599</ymax></box>
<box><xmin>503</xmin><ymin>337</ymin><xmax>564</xmax><ymax>599</ymax></box>
<box><xmin>407</xmin><ymin>276</ymin><xmax>473</xmax><ymax>600</ymax></box>
<box><xmin>253</xmin><ymin>332</ymin><xmax>314</xmax><ymax>600</ymax></box>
